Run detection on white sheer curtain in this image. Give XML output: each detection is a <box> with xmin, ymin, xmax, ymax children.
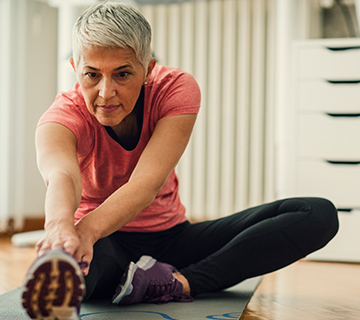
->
<box><xmin>0</xmin><ymin>0</ymin><xmax>57</xmax><ymax>232</ymax></box>
<box><xmin>0</xmin><ymin>0</ymin><xmax>26</xmax><ymax>232</ymax></box>
<box><xmin>0</xmin><ymin>0</ymin><xmax>13</xmax><ymax>231</ymax></box>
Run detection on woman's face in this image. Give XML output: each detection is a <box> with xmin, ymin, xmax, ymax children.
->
<box><xmin>71</xmin><ymin>46</ymin><xmax>154</xmax><ymax>127</ymax></box>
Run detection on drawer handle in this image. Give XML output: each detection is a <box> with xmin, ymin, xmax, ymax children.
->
<box><xmin>326</xmin><ymin>160</ymin><xmax>360</xmax><ymax>165</ymax></box>
<box><xmin>326</xmin><ymin>46</ymin><xmax>360</xmax><ymax>51</ymax></box>
<box><xmin>337</xmin><ymin>208</ymin><xmax>360</xmax><ymax>213</ymax></box>
<box><xmin>326</xmin><ymin>80</ymin><xmax>360</xmax><ymax>84</ymax></box>
<box><xmin>326</xmin><ymin>112</ymin><xmax>360</xmax><ymax>118</ymax></box>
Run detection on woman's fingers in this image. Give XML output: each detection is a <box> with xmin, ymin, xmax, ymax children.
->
<box><xmin>35</xmin><ymin>227</ymin><xmax>80</xmax><ymax>257</ymax></box>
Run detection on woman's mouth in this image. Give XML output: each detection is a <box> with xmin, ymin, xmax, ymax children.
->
<box><xmin>98</xmin><ymin>105</ymin><xmax>120</xmax><ymax>113</ymax></box>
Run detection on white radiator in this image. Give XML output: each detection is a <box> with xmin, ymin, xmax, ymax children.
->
<box><xmin>140</xmin><ymin>0</ymin><xmax>276</xmax><ymax>221</ymax></box>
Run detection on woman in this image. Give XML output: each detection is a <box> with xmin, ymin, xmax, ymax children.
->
<box><xmin>21</xmin><ymin>2</ymin><xmax>339</xmax><ymax>320</ymax></box>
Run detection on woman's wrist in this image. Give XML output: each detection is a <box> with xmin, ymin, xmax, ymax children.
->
<box><xmin>74</xmin><ymin>215</ymin><xmax>101</xmax><ymax>246</ymax></box>
<box><xmin>44</xmin><ymin>216</ymin><xmax>74</xmax><ymax>231</ymax></box>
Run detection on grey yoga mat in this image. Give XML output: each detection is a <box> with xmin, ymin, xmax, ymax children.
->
<box><xmin>0</xmin><ymin>277</ymin><xmax>260</xmax><ymax>320</ymax></box>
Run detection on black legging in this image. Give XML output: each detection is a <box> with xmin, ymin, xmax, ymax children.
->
<box><xmin>83</xmin><ymin>197</ymin><xmax>338</xmax><ymax>301</ymax></box>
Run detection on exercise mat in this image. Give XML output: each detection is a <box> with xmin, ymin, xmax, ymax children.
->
<box><xmin>0</xmin><ymin>277</ymin><xmax>260</xmax><ymax>320</ymax></box>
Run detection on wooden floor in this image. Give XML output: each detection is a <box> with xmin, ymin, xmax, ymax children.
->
<box><xmin>0</xmin><ymin>236</ymin><xmax>36</xmax><ymax>294</ymax></box>
<box><xmin>241</xmin><ymin>260</ymin><xmax>360</xmax><ymax>320</ymax></box>
<box><xmin>1</xmin><ymin>236</ymin><xmax>359</xmax><ymax>319</ymax></box>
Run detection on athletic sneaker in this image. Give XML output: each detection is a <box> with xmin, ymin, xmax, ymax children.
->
<box><xmin>21</xmin><ymin>249</ymin><xmax>86</xmax><ymax>320</ymax></box>
<box><xmin>112</xmin><ymin>255</ymin><xmax>193</xmax><ymax>305</ymax></box>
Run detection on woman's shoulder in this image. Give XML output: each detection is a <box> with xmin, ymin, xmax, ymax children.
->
<box><xmin>145</xmin><ymin>65</ymin><xmax>201</xmax><ymax>121</ymax></box>
<box><xmin>46</xmin><ymin>83</ymin><xmax>94</xmax><ymax>124</ymax></box>
<box><xmin>149</xmin><ymin>65</ymin><xmax>197</xmax><ymax>86</ymax></box>
<box><xmin>38</xmin><ymin>83</ymin><xmax>97</xmax><ymax>153</ymax></box>
<box><xmin>147</xmin><ymin>65</ymin><xmax>200</xmax><ymax>101</ymax></box>
<box><xmin>54</xmin><ymin>83</ymin><xmax>85</xmax><ymax>110</ymax></box>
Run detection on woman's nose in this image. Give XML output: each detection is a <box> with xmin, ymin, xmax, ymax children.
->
<box><xmin>98</xmin><ymin>78</ymin><xmax>116</xmax><ymax>100</ymax></box>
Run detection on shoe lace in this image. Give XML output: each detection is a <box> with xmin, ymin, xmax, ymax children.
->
<box><xmin>145</xmin><ymin>278</ymin><xmax>194</xmax><ymax>303</ymax></box>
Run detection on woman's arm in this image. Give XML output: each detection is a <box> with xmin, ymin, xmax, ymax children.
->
<box><xmin>75</xmin><ymin>113</ymin><xmax>197</xmax><ymax>240</ymax></box>
<box><xmin>35</xmin><ymin>122</ymin><xmax>85</xmax><ymax>257</ymax></box>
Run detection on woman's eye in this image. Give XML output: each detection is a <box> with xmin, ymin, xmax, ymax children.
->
<box><xmin>85</xmin><ymin>72</ymin><xmax>99</xmax><ymax>79</ymax></box>
<box><xmin>116</xmin><ymin>72</ymin><xmax>130</xmax><ymax>79</ymax></box>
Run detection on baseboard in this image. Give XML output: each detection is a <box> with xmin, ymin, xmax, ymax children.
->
<box><xmin>22</xmin><ymin>217</ymin><xmax>45</xmax><ymax>232</ymax></box>
<box><xmin>0</xmin><ymin>216</ymin><xmax>44</xmax><ymax>236</ymax></box>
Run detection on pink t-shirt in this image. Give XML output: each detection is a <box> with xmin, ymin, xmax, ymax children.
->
<box><xmin>38</xmin><ymin>65</ymin><xmax>201</xmax><ymax>232</ymax></box>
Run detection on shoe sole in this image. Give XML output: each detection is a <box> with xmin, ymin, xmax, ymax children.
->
<box><xmin>21</xmin><ymin>249</ymin><xmax>85</xmax><ymax>320</ymax></box>
<box><xmin>112</xmin><ymin>262</ymin><xmax>138</xmax><ymax>304</ymax></box>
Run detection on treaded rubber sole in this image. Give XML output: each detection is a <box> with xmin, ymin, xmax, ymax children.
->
<box><xmin>112</xmin><ymin>256</ymin><xmax>156</xmax><ymax>304</ymax></box>
<box><xmin>112</xmin><ymin>261</ymin><xmax>138</xmax><ymax>304</ymax></box>
<box><xmin>21</xmin><ymin>249</ymin><xmax>85</xmax><ymax>320</ymax></box>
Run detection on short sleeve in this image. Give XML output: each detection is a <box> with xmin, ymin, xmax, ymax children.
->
<box><xmin>160</xmin><ymin>71</ymin><xmax>201</xmax><ymax>118</ymax></box>
<box><xmin>147</xmin><ymin>67</ymin><xmax>201</xmax><ymax>122</ymax></box>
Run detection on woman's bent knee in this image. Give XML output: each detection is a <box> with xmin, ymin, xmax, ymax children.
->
<box><xmin>305</xmin><ymin>197</ymin><xmax>339</xmax><ymax>251</ymax></box>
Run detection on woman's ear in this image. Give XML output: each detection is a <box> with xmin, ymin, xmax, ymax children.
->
<box><xmin>69</xmin><ymin>57</ymin><xmax>76</xmax><ymax>72</ymax></box>
<box><xmin>144</xmin><ymin>58</ymin><xmax>156</xmax><ymax>83</ymax></box>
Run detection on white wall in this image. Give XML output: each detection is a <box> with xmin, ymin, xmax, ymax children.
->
<box><xmin>0</xmin><ymin>0</ymin><xmax>58</xmax><ymax>227</ymax></box>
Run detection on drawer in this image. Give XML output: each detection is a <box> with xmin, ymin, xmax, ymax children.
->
<box><xmin>295</xmin><ymin>160</ymin><xmax>360</xmax><ymax>208</ymax></box>
<box><xmin>307</xmin><ymin>210</ymin><xmax>360</xmax><ymax>262</ymax></box>
<box><xmin>298</xmin><ymin>80</ymin><xmax>360</xmax><ymax>113</ymax></box>
<box><xmin>298</xmin><ymin>46</ymin><xmax>360</xmax><ymax>79</ymax></box>
<box><xmin>297</xmin><ymin>114</ymin><xmax>360</xmax><ymax>159</ymax></box>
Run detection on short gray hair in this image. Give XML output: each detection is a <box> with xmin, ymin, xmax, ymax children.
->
<box><xmin>72</xmin><ymin>1</ymin><xmax>152</xmax><ymax>71</ymax></box>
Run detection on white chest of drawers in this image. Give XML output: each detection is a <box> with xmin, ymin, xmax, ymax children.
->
<box><xmin>291</xmin><ymin>39</ymin><xmax>360</xmax><ymax>262</ymax></box>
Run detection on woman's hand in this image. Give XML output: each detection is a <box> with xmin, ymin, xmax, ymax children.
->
<box><xmin>36</xmin><ymin>222</ymin><xmax>80</xmax><ymax>257</ymax></box>
<box><xmin>73</xmin><ymin>217</ymin><xmax>100</xmax><ymax>276</ymax></box>
<box><xmin>36</xmin><ymin>221</ymin><xmax>94</xmax><ymax>276</ymax></box>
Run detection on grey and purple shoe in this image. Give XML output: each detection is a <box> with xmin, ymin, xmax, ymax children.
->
<box><xmin>112</xmin><ymin>255</ymin><xmax>193</xmax><ymax>305</ymax></box>
<box><xmin>21</xmin><ymin>249</ymin><xmax>86</xmax><ymax>320</ymax></box>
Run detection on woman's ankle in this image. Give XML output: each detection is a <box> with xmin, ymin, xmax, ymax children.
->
<box><xmin>173</xmin><ymin>272</ymin><xmax>191</xmax><ymax>295</ymax></box>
